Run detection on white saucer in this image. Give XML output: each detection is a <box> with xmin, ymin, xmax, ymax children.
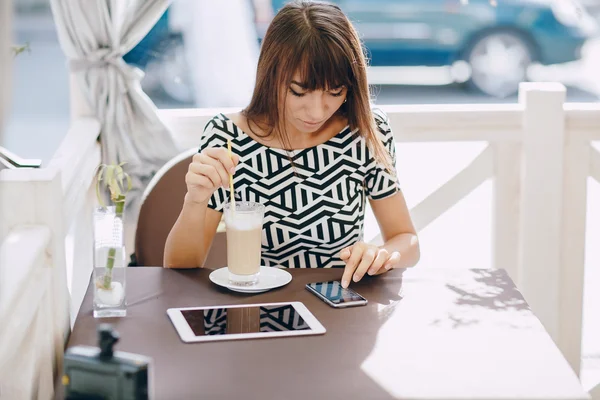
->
<box><xmin>209</xmin><ymin>266</ymin><xmax>292</xmax><ymax>293</ymax></box>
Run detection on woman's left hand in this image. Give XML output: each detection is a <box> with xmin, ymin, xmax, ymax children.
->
<box><xmin>339</xmin><ymin>242</ymin><xmax>401</xmax><ymax>288</ymax></box>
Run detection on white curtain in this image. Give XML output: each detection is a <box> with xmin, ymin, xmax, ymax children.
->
<box><xmin>50</xmin><ymin>0</ymin><xmax>179</xmax><ymax>219</ymax></box>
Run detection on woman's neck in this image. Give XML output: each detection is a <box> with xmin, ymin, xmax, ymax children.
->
<box><xmin>232</xmin><ymin>112</ymin><xmax>347</xmax><ymax>150</ymax></box>
<box><xmin>282</xmin><ymin>117</ymin><xmax>333</xmax><ymax>148</ymax></box>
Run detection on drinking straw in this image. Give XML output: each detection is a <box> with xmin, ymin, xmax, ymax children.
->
<box><xmin>227</xmin><ymin>139</ymin><xmax>236</xmax><ymax>213</ymax></box>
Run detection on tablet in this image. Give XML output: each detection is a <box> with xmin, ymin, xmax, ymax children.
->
<box><xmin>167</xmin><ymin>301</ymin><xmax>326</xmax><ymax>343</ymax></box>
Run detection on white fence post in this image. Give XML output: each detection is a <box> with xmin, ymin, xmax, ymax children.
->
<box><xmin>517</xmin><ymin>83</ymin><xmax>564</xmax><ymax>339</ymax></box>
<box><xmin>33</xmin><ymin>172</ymin><xmax>72</xmax><ymax>373</ymax></box>
<box><xmin>558</xmin><ymin>132</ymin><xmax>590</xmax><ymax>376</ymax></box>
<box><xmin>68</xmin><ymin>183</ymin><xmax>96</xmax><ymax>326</ymax></box>
<box><xmin>517</xmin><ymin>83</ymin><xmax>584</xmax><ymax>371</ymax></box>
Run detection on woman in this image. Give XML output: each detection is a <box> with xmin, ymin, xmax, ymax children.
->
<box><xmin>164</xmin><ymin>1</ymin><xmax>420</xmax><ymax>288</ymax></box>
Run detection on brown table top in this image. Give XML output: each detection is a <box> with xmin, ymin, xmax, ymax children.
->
<box><xmin>60</xmin><ymin>267</ymin><xmax>589</xmax><ymax>400</ymax></box>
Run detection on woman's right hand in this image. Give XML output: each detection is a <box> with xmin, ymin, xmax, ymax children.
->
<box><xmin>185</xmin><ymin>147</ymin><xmax>240</xmax><ymax>204</ymax></box>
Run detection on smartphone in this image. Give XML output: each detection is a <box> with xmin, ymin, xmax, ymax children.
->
<box><xmin>305</xmin><ymin>281</ymin><xmax>368</xmax><ymax>308</ymax></box>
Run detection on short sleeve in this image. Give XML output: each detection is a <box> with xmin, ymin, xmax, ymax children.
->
<box><xmin>365</xmin><ymin>109</ymin><xmax>401</xmax><ymax>200</ymax></box>
<box><xmin>198</xmin><ymin>117</ymin><xmax>229</xmax><ymax>212</ymax></box>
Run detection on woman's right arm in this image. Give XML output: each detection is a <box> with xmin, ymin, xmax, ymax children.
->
<box><xmin>163</xmin><ymin>149</ymin><xmax>239</xmax><ymax>268</ymax></box>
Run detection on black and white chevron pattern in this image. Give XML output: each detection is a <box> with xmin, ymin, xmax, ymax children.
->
<box><xmin>180</xmin><ymin>308</ymin><xmax>228</xmax><ymax>336</ymax></box>
<box><xmin>259</xmin><ymin>305</ymin><xmax>310</xmax><ymax>332</ymax></box>
<box><xmin>202</xmin><ymin>308</ymin><xmax>228</xmax><ymax>336</ymax></box>
<box><xmin>198</xmin><ymin>110</ymin><xmax>399</xmax><ymax>269</ymax></box>
<box><xmin>189</xmin><ymin>305</ymin><xmax>310</xmax><ymax>335</ymax></box>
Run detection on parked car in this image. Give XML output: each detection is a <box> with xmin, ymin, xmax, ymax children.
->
<box><xmin>127</xmin><ymin>0</ymin><xmax>598</xmax><ymax>101</ymax></box>
<box><xmin>265</xmin><ymin>0</ymin><xmax>598</xmax><ymax>97</ymax></box>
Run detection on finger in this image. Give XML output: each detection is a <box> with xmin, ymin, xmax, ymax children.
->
<box><xmin>339</xmin><ymin>246</ymin><xmax>352</xmax><ymax>261</ymax></box>
<box><xmin>195</xmin><ymin>164</ymin><xmax>222</xmax><ymax>188</ymax></box>
<box><xmin>383</xmin><ymin>251</ymin><xmax>402</xmax><ymax>271</ymax></box>
<box><xmin>192</xmin><ymin>152</ymin><xmax>203</xmax><ymax>165</ymax></box>
<box><xmin>341</xmin><ymin>245</ymin><xmax>364</xmax><ymax>288</ymax></box>
<box><xmin>185</xmin><ymin>173</ymin><xmax>212</xmax><ymax>189</ymax></box>
<box><xmin>198</xmin><ymin>153</ymin><xmax>230</xmax><ymax>188</ymax></box>
<box><xmin>201</xmin><ymin>149</ymin><xmax>236</xmax><ymax>177</ymax></box>
<box><xmin>368</xmin><ymin>249</ymin><xmax>388</xmax><ymax>276</ymax></box>
<box><xmin>353</xmin><ymin>247</ymin><xmax>377</xmax><ymax>282</ymax></box>
<box><xmin>204</xmin><ymin>147</ymin><xmax>238</xmax><ymax>174</ymax></box>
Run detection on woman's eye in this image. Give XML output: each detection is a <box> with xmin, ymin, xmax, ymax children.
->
<box><xmin>329</xmin><ymin>87</ymin><xmax>345</xmax><ymax>97</ymax></box>
<box><xmin>290</xmin><ymin>88</ymin><xmax>305</xmax><ymax>97</ymax></box>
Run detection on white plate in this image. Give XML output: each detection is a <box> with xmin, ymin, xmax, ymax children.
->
<box><xmin>209</xmin><ymin>266</ymin><xmax>292</xmax><ymax>293</ymax></box>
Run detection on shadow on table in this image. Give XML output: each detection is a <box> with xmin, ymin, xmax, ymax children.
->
<box><xmin>447</xmin><ymin>269</ymin><xmax>528</xmax><ymax>312</ymax></box>
<box><xmin>435</xmin><ymin>269</ymin><xmax>532</xmax><ymax>330</ymax></box>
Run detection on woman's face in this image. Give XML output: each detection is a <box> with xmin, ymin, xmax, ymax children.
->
<box><xmin>284</xmin><ymin>73</ymin><xmax>348</xmax><ymax>134</ymax></box>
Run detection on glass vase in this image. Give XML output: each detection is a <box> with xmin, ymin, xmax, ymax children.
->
<box><xmin>92</xmin><ymin>206</ymin><xmax>127</xmax><ymax>318</ymax></box>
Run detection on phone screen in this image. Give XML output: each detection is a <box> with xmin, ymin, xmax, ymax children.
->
<box><xmin>306</xmin><ymin>281</ymin><xmax>367</xmax><ymax>305</ymax></box>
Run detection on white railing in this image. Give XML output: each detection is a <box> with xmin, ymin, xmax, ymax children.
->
<box><xmin>0</xmin><ymin>118</ymin><xmax>101</xmax><ymax>398</ymax></box>
<box><xmin>0</xmin><ymin>225</ymin><xmax>55</xmax><ymax>399</ymax></box>
<box><xmin>0</xmin><ymin>83</ymin><xmax>599</xmax><ymax>397</ymax></box>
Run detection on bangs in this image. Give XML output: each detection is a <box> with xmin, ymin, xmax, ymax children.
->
<box><xmin>291</xmin><ymin>34</ymin><xmax>354</xmax><ymax>91</ymax></box>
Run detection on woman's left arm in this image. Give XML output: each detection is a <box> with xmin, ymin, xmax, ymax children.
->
<box><xmin>340</xmin><ymin>191</ymin><xmax>420</xmax><ymax>288</ymax></box>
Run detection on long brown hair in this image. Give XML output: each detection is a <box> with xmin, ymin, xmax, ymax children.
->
<box><xmin>243</xmin><ymin>0</ymin><xmax>392</xmax><ymax>170</ymax></box>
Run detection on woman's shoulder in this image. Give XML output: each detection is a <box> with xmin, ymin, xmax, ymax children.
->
<box><xmin>204</xmin><ymin>112</ymin><xmax>252</xmax><ymax>137</ymax></box>
<box><xmin>201</xmin><ymin>113</ymin><xmax>247</xmax><ymax>143</ymax></box>
<box><xmin>203</xmin><ymin>113</ymin><xmax>229</xmax><ymax>134</ymax></box>
<box><xmin>371</xmin><ymin>108</ymin><xmax>391</xmax><ymax>135</ymax></box>
<box><xmin>199</xmin><ymin>114</ymin><xmax>236</xmax><ymax>150</ymax></box>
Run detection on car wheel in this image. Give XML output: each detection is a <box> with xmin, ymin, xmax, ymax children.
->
<box><xmin>462</xmin><ymin>31</ymin><xmax>534</xmax><ymax>98</ymax></box>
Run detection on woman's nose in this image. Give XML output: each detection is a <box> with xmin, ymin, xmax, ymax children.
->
<box><xmin>305</xmin><ymin>94</ymin><xmax>327</xmax><ymax>121</ymax></box>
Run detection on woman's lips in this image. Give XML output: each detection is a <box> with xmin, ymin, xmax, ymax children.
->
<box><xmin>302</xmin><ymin>119</ymin><xmax>323</xmax><ymax>127</ymax></box>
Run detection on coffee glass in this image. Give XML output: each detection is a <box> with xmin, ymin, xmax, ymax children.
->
<box><xmin>223</xmin><ymin>201</ymin><xmax>265</xmax><ymax>286</ymax></box>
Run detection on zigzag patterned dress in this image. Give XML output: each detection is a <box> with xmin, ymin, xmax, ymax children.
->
<box><xmin>199</xmin><ymin>110</ymin><xmax>400</xmax><ymax>268</ymax></box>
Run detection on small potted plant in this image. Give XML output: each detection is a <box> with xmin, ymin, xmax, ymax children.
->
<box><xmin>93</xmin><ymin>162</ymin><xmax>131</xmax><ymax>318</ymax></box>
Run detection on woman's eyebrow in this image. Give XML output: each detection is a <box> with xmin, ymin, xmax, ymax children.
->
<box><xmin>290</xmin><ymin>80</ymin><xmax>308</xmax><ymax>88</ymax></box>
<box><xmin>290</xmin><ymin>81</ymin><xmax>345</xmax><ymax>90</ymax></box>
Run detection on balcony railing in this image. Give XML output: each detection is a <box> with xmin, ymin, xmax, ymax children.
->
<box><xmin>1</xmin><ymin>83</ymin><xmax>599</xmax><ymax>398</ymax></box>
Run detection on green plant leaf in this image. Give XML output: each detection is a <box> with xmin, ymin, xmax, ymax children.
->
<box><xmin>95</xmin><ymin>162</ymin><xmax>132</xmax><ymax>207</ymax></box>
<box><xmin>93</xmin><ymin>162</ymin><xmax>132</xmax><ymax>288</ymax></box>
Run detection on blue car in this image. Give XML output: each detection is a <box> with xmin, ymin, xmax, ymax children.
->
<box><xmin>128</xmin><ymin>0</ymin><xmax>598</xmax><ymax>100</ymax></box>
<box><xmin>263</xmin><ymin>0</ymin><xmax>598</xmax><ymax>97</ymax></box>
